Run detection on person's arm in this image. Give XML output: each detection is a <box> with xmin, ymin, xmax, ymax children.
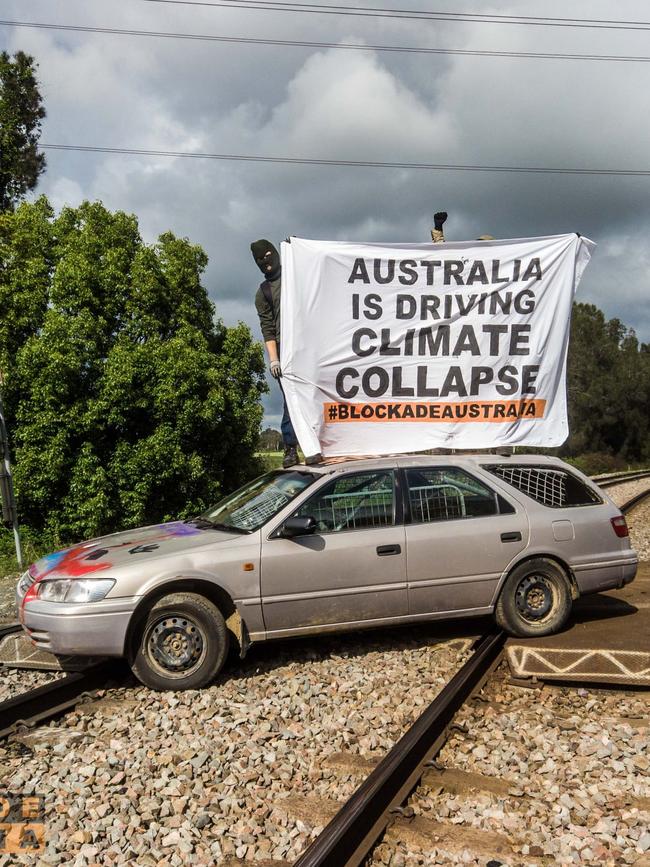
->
<box><xmin>431</xmin><ymin>211</ymin><xmax>447</xmax><ymax>243</ymax></box>
<box><xmin>265</xmin><ymin>339</ymin><xmax>281</xmax><ymax>378</ymax></box>
<box><xmin>265</xmin><ymin>339</ymin><xmax>279</xmax><ymax>363</ymax></box>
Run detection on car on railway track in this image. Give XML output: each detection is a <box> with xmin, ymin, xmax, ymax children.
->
<box><xmin>16</xmin><ymin>454</ymin><xmax>637</xmax><ymax>690</ymax></box>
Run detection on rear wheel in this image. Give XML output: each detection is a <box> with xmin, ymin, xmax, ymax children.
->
<box><xmin>495</xmin><ymin>558</ymin><xmax>572</xmax><ymax>637</ymax></box>
<box><xmin>131</xmin><ymin>592</ymin><xmax>229</xmax><ymax>690</ymax></box>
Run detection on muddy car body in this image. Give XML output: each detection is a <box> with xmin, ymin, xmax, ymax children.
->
<box><xmin>17</xmin><ymin>454</ymin><xmax>637</xmax><ymax>689</ymax></box>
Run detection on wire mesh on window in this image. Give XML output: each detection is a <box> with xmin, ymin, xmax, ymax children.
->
<box><xmin>487</xmin><ymin>466</ymin><xmax>568</xmax><ymax>507</ymax></box>
<box><xmin>231</xmin><ymin>487</ymin><xmax>290</xmax><ymax>529</ymax></box>
<box><xmin>409</xmin><ymin>484</ymin><xmax>466</xmax><ymax>522</ymax></box>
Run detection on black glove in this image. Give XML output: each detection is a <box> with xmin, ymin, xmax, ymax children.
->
<box><xmin>434</xmin><ymin>211</ymin><xmax>448</xmax><ymax>231</ymax></box>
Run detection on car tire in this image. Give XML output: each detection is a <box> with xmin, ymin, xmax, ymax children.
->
<box><xmin>131</xmin><ymin>592</ymin><xmax>229</xmax><ymax>690</ymax></box>
<box><xmin>495</xmin><ymin>558</ymin><xmax>572</xmax><ymax>638</ymax></box>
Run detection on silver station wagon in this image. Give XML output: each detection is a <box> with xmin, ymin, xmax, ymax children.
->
<box><xmin>17</xmin><ymin>455</ymin><xmax>637</xmax><ymax>690</ymax></box>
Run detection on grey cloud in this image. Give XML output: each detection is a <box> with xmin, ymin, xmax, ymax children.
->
<box><xmin>2</xmin><ymin>0</ymin><xmax>648</xmax><ymax>434</ymax></box>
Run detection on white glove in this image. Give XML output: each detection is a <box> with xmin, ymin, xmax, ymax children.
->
<box><xmin>270</xmin><ymin>360</ymin><xmax>282</xmax><ymax>379</ymax></box>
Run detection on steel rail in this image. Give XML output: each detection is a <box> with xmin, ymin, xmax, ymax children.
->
<box><xmin>621</xmin><ymin>487</ymin><xmax>650</xmax><ymax>515</ymax></box>
<box><xmin>0</xmin><ymin>622</ymin><xmax>22</xmax><ymax>639</ymax></box>
<box><xmin>594</xmin><ymin>470</ymin><xmax>650</xmax><ymax>487</ymax></box>
<box><xmin>0</xmin><ymin>659</ymin><xmax>126</xmax><ymax>739</ymax></box>
<box><xmin>293</xmin><ymin>630</ymin><xmax>505</xmax><ymax>867</ymax></box>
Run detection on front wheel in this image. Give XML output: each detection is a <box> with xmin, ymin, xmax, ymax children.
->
<box><xmin>131</xmin><ymin>592</ymin><xmax>229</xmax><ymax>690</ymax></box>
<box><xmin>495</xmin><ymin>558</ymin><xmax>572</xmax><ymax>637</ymax></box>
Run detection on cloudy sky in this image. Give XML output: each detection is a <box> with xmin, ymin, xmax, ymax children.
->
<box><xmin>2</xmin><ymin>0</ymin><xmax>648</xmax><ymax>427</ymax></box>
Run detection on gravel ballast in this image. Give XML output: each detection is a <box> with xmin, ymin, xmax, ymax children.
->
<box><xmin>602</xmin><ymin>478</ymin><xmax>650</xmax><ymax>509</ymax></box>
<box><xmin>0</xmin><ymin>571</ymin><xmax>18</xmax><ymax>623</ymax></box>
<box><xmin>371</xmin><ymin>670</ymin><xmax>650</xmax><ymax>866</ymax></box>
<box><xmin>0</xmin><ymin>631</ymin><xmax>470</xmax><ymax>864</ymax></box>
<box><xmin>0</xmin><ymin>668</ymin><xmax>66</xmax><ymax>702</ymax></box>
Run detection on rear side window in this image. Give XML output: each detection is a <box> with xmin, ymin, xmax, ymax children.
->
<box><xmin>405</xmin><ymin>467</ymin><xmax>499</xmax><ymax>523</ymax></box>
<box><xmin>485</xmin><ymin>465</ymin><xmax>601</xmax><ymax>508</ymax></box>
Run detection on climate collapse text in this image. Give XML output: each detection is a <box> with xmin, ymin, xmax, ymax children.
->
<box><xmin>335</xmin><ymin>255</ymin><xmax>543</xmax><ymax>401</ymax></box>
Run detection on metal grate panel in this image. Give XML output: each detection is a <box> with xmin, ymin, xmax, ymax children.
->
<box><xmin>488</xmin><ymin>466</ymin><xmax>568</xmax><ymax>507</ymax></box>
<box><xmin>409</xmin><ymin>484</ymin><xmax>466</xmax><ymax>522</ymax></box>
<box><xmin>310</xmin><ymin>490</ymin><xmax>393</xmax><ymax>531</ymax></box>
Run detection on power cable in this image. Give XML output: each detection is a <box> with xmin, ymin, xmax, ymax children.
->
<box><xmin>5</xmin><ymin>19</ymin><xmax>650</xmax><ymax>62</ymax></box>
<box><xmin>41</xmin><ymin>144</ymin><xmax>650</xmax><ymax>176</ymax></box>
<box><xmin>135</xmin><ymin>0</ymin><xmax>650</xmax><ymax>31</ymax></box>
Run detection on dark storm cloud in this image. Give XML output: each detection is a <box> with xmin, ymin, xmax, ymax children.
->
<box><xmin>2</xmin><ymin>0</ymin><xmax>649</xmax><ymax>426</ymax></box>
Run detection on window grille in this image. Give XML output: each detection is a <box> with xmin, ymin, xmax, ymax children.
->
<box><xmin>231</xmin><ymin>487</ymin><xmax>290</xmax><ymax>529</ymax></box>
<box><xmin>486</xmin><ymin>465</ymin><xmax>575</xmax><ymax>507</ymax></box>
<box><xmin>409</xmin><ymin>484</ymin><xmax>466</xmax><ymax>522</ymax></box>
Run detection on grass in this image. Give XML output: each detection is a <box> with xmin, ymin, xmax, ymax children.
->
<box><xmin>0</xmin><ymin>528</ymin><xmax>53</xmax><ymax>576</ymax></box>
<box><xmin>256</xmin><ymin>450</ymin><xmax>306</xmax><ymax>471</ymax></box>
<box><xmin>256</xmin><ymin>450</ymin><xmax>284</xmax><ymax>471</ymax></box>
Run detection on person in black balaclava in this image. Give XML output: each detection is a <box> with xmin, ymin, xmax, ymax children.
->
<box><xmin>251</xmin><ymin>239</ymin><xmax>309</xmax><ymax>468</ymax></box>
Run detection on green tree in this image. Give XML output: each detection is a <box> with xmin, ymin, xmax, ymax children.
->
<box><xmin>566</xmin><ymin>302</ymin><xmax>650</xmax><ymax>461</ymax></box>
<box><xmin>2</xmin><ymin>198</ymin><xmax>266</xmax><ymax>540</ymax></box>
<box><xmin>258</xmin><ymin>427</ymin><xmax>283</xmax><ymax>451</ymax></box>
<box><xmin>0</xmin><ymin>51</ymin><xmax>46</xmax><ymax>212</ymax></box>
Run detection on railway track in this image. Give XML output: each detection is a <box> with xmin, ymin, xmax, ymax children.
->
<box><xmin>293</xmin><ymin>631</ymin><xmax>505</xmax><ymax>867</ymax></box>
<box><xmin>594</xmin><ymin>468</ymin><xmax>650</xmax><ymax>488</ymax></box>
<box><xmin>592</xmin><ymin>467</ymin><xmax>650</xmax><ymax>515</ymax></box>
<box><xmin>0</xmin><ymin>621</ymin><xmax>22</xmax><ymax>640</ymax></box>
<box><xmin>621</xmin><ymin>486</ymin><xmax>650</xmax><ymax>515</ymax></box>
<box><xmin>0</xmin><ymin>658</ymin><xmax>127</xmax><ymax>739</ymax></box>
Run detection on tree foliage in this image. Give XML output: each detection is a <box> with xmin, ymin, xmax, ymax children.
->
<box><xmin>1</xmin><ymin>198</ymin><xmax>266</xmax><ymax>540</ymax></box>
<box><xmin>565</xmin><ymin>303</ymin><xmax>650</xmax><ymax>462</ymax></box>
<box><xmin>258</xmin><ymin>427</ymin><xmax>283</xmax><ymax>451</ymax></box>
<box><xmin>0</xmin><ymin>51</ymin><xmax>46</xmax><ymax>212</ymax></box>
<box><xmin>2</xmin><ymin>197</ymin><xmax>648</xmax><ymax>545</ymax></box>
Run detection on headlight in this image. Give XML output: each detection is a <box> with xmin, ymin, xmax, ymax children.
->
<box><xmin>37</xmin><ymin>578</ymin><xmax>115</xmax><ymax>603</ymax></box>
<box><xmin>38</xmin><ymin>579</ymin><xmax>71</xmax><ymax>602</ymax></box>
<box><xmin>65</xmin><ymin>579</ymin><xmax>116</xmax><ymax>603</ymax></box>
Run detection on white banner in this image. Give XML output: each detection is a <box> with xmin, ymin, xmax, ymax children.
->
<box><xmin>280</xmin><ymin>234</ymin><xmax>594</xmax><ymax>458</ymax></box>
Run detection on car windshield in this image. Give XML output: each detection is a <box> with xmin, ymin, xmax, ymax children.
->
<box><xmin>195</xmin><ymin>470</ymin><xmax>317</xmax><ymax>533</ymax></box>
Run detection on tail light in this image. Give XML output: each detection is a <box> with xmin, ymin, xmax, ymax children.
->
<box><xmin>611</xmin><ymin>515</ymin><xmax>629</xmax><ymax>538</ymax></box>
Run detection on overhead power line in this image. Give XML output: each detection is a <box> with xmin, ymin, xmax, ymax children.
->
<box><xmin>41</xmin><ymin>144</ymin><xmax>650</xmax><ymax>176</ymax></box>
<box><xmin>4</xmin><ymin>19</ymin><xmax>650</xmax><ymax>63</ymax></box>
<box><xmin>136</xmin><ymin>0</ymin><xmax>650</xmax><ymax>31</ymax></box>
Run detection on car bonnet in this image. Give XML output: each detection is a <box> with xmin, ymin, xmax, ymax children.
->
<box><xmin>28</xmin><ymin>522</ymin><xmax>240</xmax><ymax>581</ymax></box>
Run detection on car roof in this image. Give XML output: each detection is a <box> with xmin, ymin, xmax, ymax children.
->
<box><xmin>290</xmin><ymin>452</ymin><xmax>569</xmax><ymax>476</ymax></box>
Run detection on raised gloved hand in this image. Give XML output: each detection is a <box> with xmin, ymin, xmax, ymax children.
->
<box><xmin>434</xmin><ymin>211</ymin><xmax>448</xmax><ymax>231</ymax></box>
<box><xmin>270</xmin><ymin>360</ymin><xmax>282</xmax><ymax>379</ymax></box>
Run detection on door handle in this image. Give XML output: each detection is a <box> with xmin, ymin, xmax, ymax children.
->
<box><xmin>500</xmin><ymin>531</ymin><xmax>522</xmax><ymax>543</ymax></box>
<box><xmin>376</xmin><ymin>544</ymin><xmax>402</xmax><ymax>556</ymax></box>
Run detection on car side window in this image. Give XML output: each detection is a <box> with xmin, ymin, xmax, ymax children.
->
<box><xmin>406</xmin><ymin>467</ymin><xmax>498</xmax><ymax>523</ymax></box>
<box><xmin>293</xmin><ymin>471</ymin><xmax>395</xmax><ymax>533</ymax></box>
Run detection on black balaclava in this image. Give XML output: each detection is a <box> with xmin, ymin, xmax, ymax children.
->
<box><xmin>251</xmin><ymin>239</ymin><xmax>281</xmax><ymax>281</ymax></box>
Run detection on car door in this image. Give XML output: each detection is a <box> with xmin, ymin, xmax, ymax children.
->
<box><xmin>261</xmin><ymin>469</ymin><xmax>408</xmax><ymax>634</ymax></box>
<box><xmin>403</xmin><ymin>465</ymin><xmax>529</xmax><ymax>616</ymax></box>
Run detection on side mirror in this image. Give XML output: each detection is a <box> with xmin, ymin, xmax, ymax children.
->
<box><xmin>281</xmin><ymin>516</ymin><xmax>318</xmax><ymax>538</ymax></box>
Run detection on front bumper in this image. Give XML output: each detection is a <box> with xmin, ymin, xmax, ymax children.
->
<box><xmin>18</xmin><ymin>596</ymin><xmax>138</xmax><ymax>657</ymax></box>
